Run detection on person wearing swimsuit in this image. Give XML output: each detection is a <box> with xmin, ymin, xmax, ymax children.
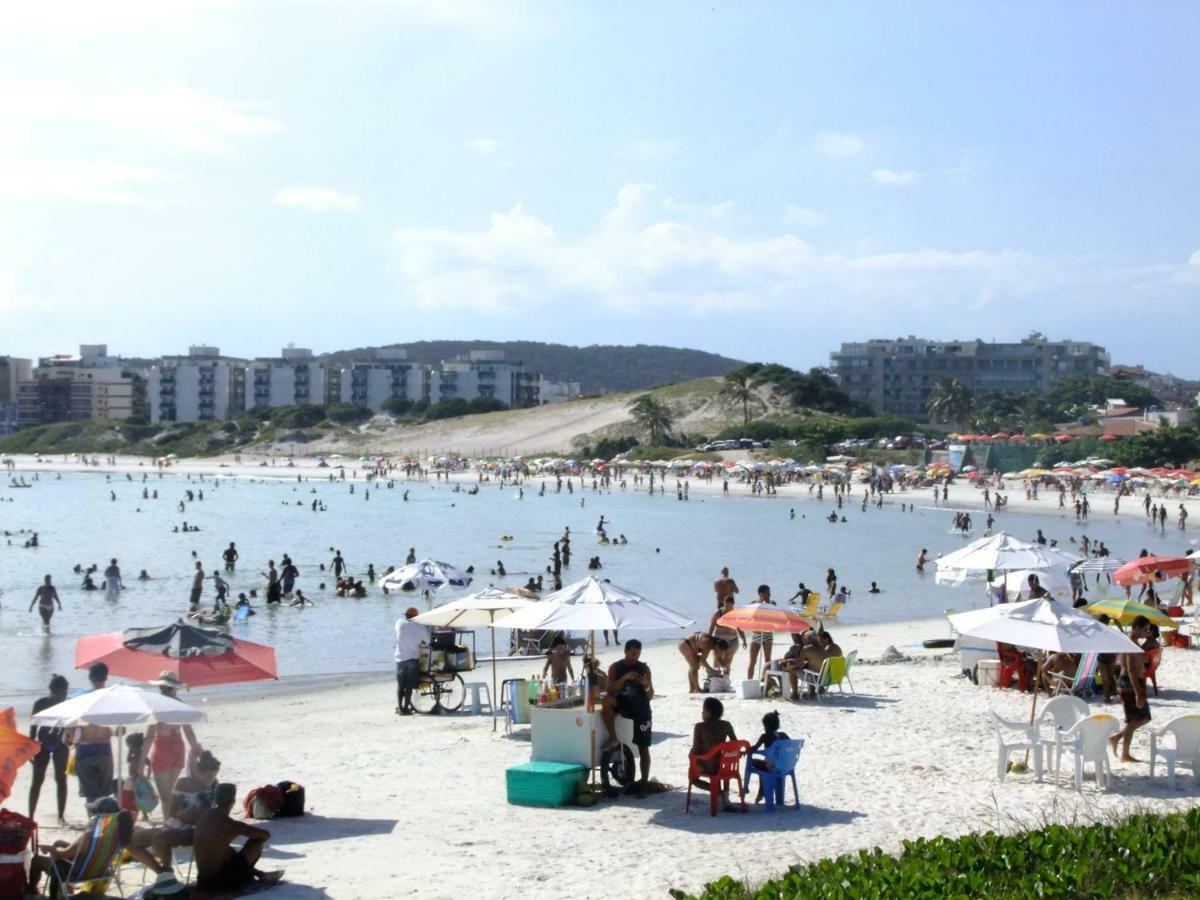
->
<box><xmin>137</xmin><ymin>672</ymin><xmax>201</xmax><ymax>816</ymax></box>
<box><xmin>746</xmin><ymin>585</ymin><xmax>777</xmax><ymax>679</ymax></box>
<box><xmin>708</xmin><ymin>596</ymin><xmax>743</xmax><ymax>674</ymax></box>
<box><xmin>29</xmin><ymin>674</ymin><xmax>70</xmax><ymax>824</ymax></box>
<box><xmin>677</xmin><ymin>632</ymin><xmax>717</xmax><ymax>693</ymax></box>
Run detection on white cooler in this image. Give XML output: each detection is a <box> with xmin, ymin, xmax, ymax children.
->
<box><xmin>738</xmin><ymin>679</ymin><xmax>763</xmax><ymax>700</ymax></box>
<box><xmin>975</xmin><ymin>658</ymin><xmax>1002</xmax><ymax>687</ymax></box>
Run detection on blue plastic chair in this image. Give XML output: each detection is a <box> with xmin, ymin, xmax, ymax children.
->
<box><xmin>744</xmin><ymin>738</ymin><xmax>804</xmax><ymax>810</ymax></box>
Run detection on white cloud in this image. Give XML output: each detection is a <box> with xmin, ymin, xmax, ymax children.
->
<box><xmin>390</xmin><ymin>183</ymin><xmax>1037</xmax><ymax>316</ymax></box>
<box><xmin>464</xmin><ymin>138</ymin><xmax>500</xmax><ymax>155</ymax></box>
<box><xmin>782</xmin><ymin>205</ymin><xmax>828</xmax><ymax>228</ymax></box>
<box><xmin>0</xmin><ymin>162</ymin><xmax>165</xmax><ymax>206</ymax></box>
<box><xmin>871</xmin><ymin>168</ymin><xmax>917</xmax><ymax>186</ymax></box>
<box><xmin>0</xmin><ymin>85</ymin><xmax>282</xmax><ymax>154</ymax></box>
<box><xmin>1189</xmin><ymin>250</ymin><xmax>1200</xmax><ymax>267</ymax></box>
<box><xmin>813</xmin><ymin>132</ymin><xmax>865</xmax><ymax>158</ymax></box>
<box><xmin>273</xmin><ymin>187</ymin><xmax>360</xmax><ymax>212</ymax></box>
<box><xmin>618</xmin><ymin>138</ymin><xmax>682</xmax><ymax>165</ymax></box>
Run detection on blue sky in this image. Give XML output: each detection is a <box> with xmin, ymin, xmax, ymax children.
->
<box><xmin>1</xmin><ymin>1</ymin><xmax>1198</xmax><ymax>375</ymax></box>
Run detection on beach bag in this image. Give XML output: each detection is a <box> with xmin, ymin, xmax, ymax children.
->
<box><xmin>0</xmin><ymin>809</ymin><xmax>37</xmax><ymax>899</ymax></box>
<box><xmin>275</xmin><ymin>781</ymin><xmax>306</xmax><ymax>818</ymax></box>
<box><xmin>704</xmin><ymin>674</ymin><xmax>732</xmax><ymax>693</ymax></box>
<box><xmin>133</xmin><ymin>776</ymin><xmax>159</xmax><ymax>814</ymax></box>
<box><xmin>243</xmin><ymin>784</ymin><xmax>284</xmax><ymax>820</ymax></box>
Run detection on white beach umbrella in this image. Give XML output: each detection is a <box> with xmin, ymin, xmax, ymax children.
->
<box><xmin>32</xmin><ymin>685</ymin><xmax>205</xmax><ymax>798</ymax></box>
<box><xmin>948</xmin><ymin>598</ymin><xmax>1141</xmax><ymax>655</ymax></box>
<box><xmin>935</xmin><ymin>532</ymin><xmax>1052</xmax><ymax>585</ymax></box>
<box><xmin>414</xmin><ymin>588</ymin><xmax>535</xmax><ymax>730</ymax></box>
<box><xmin>381</xmin><ymin>559</ymin><xmax>473</xmax><ymax>605</ymax></box>
<box><xmin>493</xmin><ymin>577</ymin><xmax>693</xmax><ymax>632</ymax></box>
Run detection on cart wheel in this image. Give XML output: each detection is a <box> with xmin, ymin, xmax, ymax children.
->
<box><xmin>411</xmin><ymin>679</ymin><xmax>438</xmax><ymax>714</ymax></box>
<box><xmin>599</xmin><ymin>744</ymin><xmax>636</xmax><ymax>798</ymax></box>
<box><xmin>439</xmin><ymin>674</ymin><xmax>466</xmax><ymax>712</ymax></box>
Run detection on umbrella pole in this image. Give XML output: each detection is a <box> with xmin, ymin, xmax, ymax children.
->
<box><xmin>491</xmin><ymin>617</ymin><xmax>498</xmax><ymax>733</ymax></box>
<box><xmin>588</xmin><ymin>630</ymin><xmax>596</xmax><ymax>788</ymax></box>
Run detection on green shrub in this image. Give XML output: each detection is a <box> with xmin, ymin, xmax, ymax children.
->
<box><xmin>671</xmin><ymin>809</ymin><xmax>1200</xmax><ymax>900</ymax></box>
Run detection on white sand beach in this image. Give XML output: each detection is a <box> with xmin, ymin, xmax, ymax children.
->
<box><xmin>10</xmin><ymin>614</ymin><xmax>1200</xmax><ymax>900</ymax></box>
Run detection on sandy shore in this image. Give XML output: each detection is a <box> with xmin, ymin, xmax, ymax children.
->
<box><xmin>6</xmin><ymin>452</ymin><xmax>1198</xmax><ymax>531</ymax></box>
<box><xmin>9</xmin><ymin>614</ymin><xmax>1200</xmax><ymax>900</ymax></box>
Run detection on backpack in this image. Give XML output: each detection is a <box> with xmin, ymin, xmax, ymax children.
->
<box><xmin>0</xmin><ymin>809</ymin><xmax>37</xmax><ymax>899</ymax></box>
<box><xmin>243</xmin><ymin>784</ymin><xmax>284</xmax><ymax>820</ymax></box>
<box><xmin>275</xmin><ymin>781</ymin><xmax>306</xmax><ymax>818</ymax></box>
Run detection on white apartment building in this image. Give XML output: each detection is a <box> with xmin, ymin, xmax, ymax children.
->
<box><xmin>245</xmin><ymin>347</ymin><xmax>329</xmax><ymax>412</ymax></box>
<box><xmin>17</xmin><ymin>345</ymin><xmax>145</xmax><ymax>425</ymax></box>
<box><xmin>149</xmin><ymin>346</ymin><xmax>247</xmax><ymax>423</ymax></box>
<box><xmin>430</xmin><ymin>350</ymin><xmax>539</xmax><ymax>407</ymax></box>
<box><xmin>338</xmin><ymin>348</ymin><xmax>428</xmax><ymax>409</ymax></box>
<box><xmin>537</xmin><ymin>377</ymin><xmax>581</xmax><ymax>405</ymax></box>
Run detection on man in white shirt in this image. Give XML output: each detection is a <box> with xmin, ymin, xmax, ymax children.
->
<box><xmin>394</xmin><ymin>607</ymin><xmax>429</xmax><ymax>716</ymax></box>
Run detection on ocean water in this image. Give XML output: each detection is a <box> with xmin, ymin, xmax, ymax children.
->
<box><xmin>1</xmin><ymin>467</ymin><xmax>1193</xmax><ymax>702</ymax></box>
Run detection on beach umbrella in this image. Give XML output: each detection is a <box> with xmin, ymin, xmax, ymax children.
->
<box><xmin>935</xmin><ymin>532</ymin><xmax>1052</xmax><ymax>584</ymax></box>
<box><xmin>1083</xmin><ymin>598</ymin><xmax>1177</xmax><ymax>630</ymax></box>
<box><xmin>381</xmin><ymin>559</ymin><xmax>473</xmax><ymax>606</ymax></box>
<box><xmin>414</xmin><ymin>588</ymin><xmax>536</xmax><ymax>731</ymax></box>
<box><xmin>715</xmin><ymin>605</ymin><xmax>812</xmax><ymax>635</ymax></box>
<box><xmin>950</xmin><ymin>597</ymin><xmax>1144</xmax><ymax>731</ymax></box>
<box><xmin>75</xmin><ymin>622</ymin><xmax>277</xmax><ymax>687</ymax></box>
<box><xmin>1113</xmin><ymin>556</ymin><xmax>1194</xmax><ymax>587</ymax></box>
<box><xmin>0</xmin><ymin>708</ymin><xmax>41</xmax><ymax>805</ymax></box>
<box><xmin>33</xmin><ymin>685</ymin><xmax>205</xmax><ymax>796</ymax></box>
<box><xmin>494</xmin><ymin>577</ymin><xmax>693</xmax><ymax>633</ymax></box>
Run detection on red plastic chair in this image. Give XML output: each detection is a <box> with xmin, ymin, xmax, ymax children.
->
<box><xmin>1145</xmin><ymin>647</ymin><xmax>1162</xmax><ymax>696</ymax></box>
<box><xmin>996</xmin><ymin>643</ymin><xmax>1031</xmax><ymax>691</ymax></box>
<box><xmin>686</xmin><ymin>739</ymin><xmax>750</xmax><ymax>816</ymax></box>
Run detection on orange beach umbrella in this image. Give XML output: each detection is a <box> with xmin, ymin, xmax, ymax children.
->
<box><xmin>716</xmin><ymin>606</ymin><xmax>812</xmax><ymax>634</ymax></box>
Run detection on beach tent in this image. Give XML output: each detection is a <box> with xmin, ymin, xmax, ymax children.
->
<box><xmin>413</xmin><ymin>588</ymin><xmax>535</xmax><ymax>731</ymax></box>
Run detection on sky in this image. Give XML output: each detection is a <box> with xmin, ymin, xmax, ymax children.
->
<box><xmin>1</xmin><ymin>1</ymin><xmax>1198</xmax><ymax>375</ymax></box>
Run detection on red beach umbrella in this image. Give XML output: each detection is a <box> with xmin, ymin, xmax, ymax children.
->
<box><xmin>716</xmin><ymin>606</ymin><xmax>811</xmax><ymax>634</ymax></box>
<box><xmin>75</xmin><ymin>622</ymin><xmax>277</xmax><ymax>687</ymax></box>
<box><xmin>1112</xmin><ymin>556</ymin><xmax>1195</xmax><ymax>587</ymax></box>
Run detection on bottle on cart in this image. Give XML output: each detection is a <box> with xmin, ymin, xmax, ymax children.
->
<box><xmin>528</xmin><ymin>676</ymin><xmax>538</xmax><ymax>704</ymax></box>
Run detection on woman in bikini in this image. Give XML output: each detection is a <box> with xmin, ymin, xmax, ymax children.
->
<box><xmin>677</xmin><ymin>632</ymin><xmax>717</xmax><ymax>693</ymax></box>
<box><xmin>137</xmin><ymin>672</ymin><xmax>201</xmax><ymax>816</ymax></box>
<box><xmin>708</xmin><ymin>596</ymin><xmax>743</xmax><ymax>675</ymax></box>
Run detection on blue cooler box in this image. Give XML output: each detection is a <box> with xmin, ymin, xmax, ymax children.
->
<box><xmin>506</xmin><ymin>761</ymin><xmax>586</xmax><ymax>807</ymax></box>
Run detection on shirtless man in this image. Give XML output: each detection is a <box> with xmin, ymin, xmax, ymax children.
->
<box><xmin>188</xmin><ymin>561</ymin><xmax>204</xmax><ymax>609</ymax></box>
<box><xmin>194</xmin><ymin>783</ymin><xmax>282</xmax><ymax>892</ymax></box>
<box><xmin>28</xmin><ymin>575</ymin><xmax>61</xmax><ymax>632</ymax></box>
<box><xmin>677</xmin><ymin>632</ymin><xmax>718</xmax><ymax>693</ymax></box>
<box><xmin>777</xmin><ymin>632</ymin><xmax>825</xmax><ymax>700</ymax></box>
<box><xmin>1111</xmin><ymin>617</ymin><xmax>1152</xmax><ymax>763</ymax></box>
<box><xmin>75</xmin><ymin>664</ymin><xmax>115</xmax><ymax>804</ymax></box>
<box><xmin>713</xmin><ymin>566</ymin><xmax>738</xmax><ymax>611</ymax></box>
<box><xmin>541</xmin><ymin>635</ymin><xmax>575</xmax><ymax>685</ymax></box>
<box><xmin>689</xmin><ymin>697</ymin><xmax>741</xmax><ymax>811</ymax></box>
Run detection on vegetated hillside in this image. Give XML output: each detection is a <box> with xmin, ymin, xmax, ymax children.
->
<box><xmin>321</xmin><ymin>341</ymin><xmax>745</xmax><ymax>394</ymax></box>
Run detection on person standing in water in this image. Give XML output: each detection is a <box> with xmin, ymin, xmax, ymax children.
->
<box><xmin>713</xmin><ymin>567</ymin><xmax>739</xmax><ymax>611</ymax></box>
<box><xmin>263</xmin><ymin>561</ymin><xmax>281</xmax><ymax>604</ymax></box>
<box><xmin>188</xmin><ymin>562</ymin><xmax>205</xmax><ymax>609</ymax></box>
<box><xmin>103</xmin><ymin>559</ymin><xmax>123</xmax><ymax>595</ymax></box>
<box><xmin>29</xmin><ymin>576</ymin><xmax>61</xmax><ymax>631</ymax></box>
<box><xmin>222</xmin><ymin>542</ymin><xmax>238</xmax><ymax>572</ymax></box>
<box><xmin>331</xmin><ymin>550</ymin><xmax>347</xmax><ymax>579</ymax></box>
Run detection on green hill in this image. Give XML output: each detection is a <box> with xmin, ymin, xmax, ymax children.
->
<box><xmin>321</xmin><ymin>341</ymin><xmax>745</xmax><ymax>394</ymax></box>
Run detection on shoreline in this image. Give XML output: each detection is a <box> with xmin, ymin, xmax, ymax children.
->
<box><xmin>7</xmin><ymin>451</ymin><xmax>1197</xmax><ymax>530</ymax></box>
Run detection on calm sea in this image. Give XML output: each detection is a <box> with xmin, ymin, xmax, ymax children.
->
<box><xmin>1</xmin><ymin>466</ymin><xmax>1192</xmax><ymax>703</ymax></box>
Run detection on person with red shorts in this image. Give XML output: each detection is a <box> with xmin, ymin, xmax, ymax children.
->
<box><xmin>136</xmin><ymin>671</ymin><xmax>201</xmax><ymax>816</ymax></box>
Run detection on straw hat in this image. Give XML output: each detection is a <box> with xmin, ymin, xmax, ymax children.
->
<box><xmin>150</xmin><ymin>671</ymin><xmax>186</xmax><ymax>690</ymax></box>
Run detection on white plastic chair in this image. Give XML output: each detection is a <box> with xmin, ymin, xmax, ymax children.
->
<box><xmin>1057</xmin><ymin>713</ymin><xmax>1120</xmax><ymax>791</ymax></box>
<box><xmin>1036</xmin><ymin>695</ymin><xmax>1089</xmax><ymax>777</ymax></box>
<box><xmin>1149</xmin><ymin>714</ymin><xmax>1200</xmax><ymax>790</ymax></box>
<box><xmin>990</xmin><ymin>711</ymin><xmax>1043</xmax><ymax>783</ymax></box>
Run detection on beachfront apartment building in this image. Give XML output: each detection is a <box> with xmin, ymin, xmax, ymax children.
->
<box><xmin>338</xmin><ymin>348</ymin><xmax>429</xmax><ymax>409</ymax></box>
<box><xmin>148</xmin><ymin>346</ymin><xmax>248</xmax><ymax>423</ymax></box>
<box><xmin>538</xmin><ymin>377</ymin><xmax>581</xmax><ymax>405</ymax></box>
<box><xmin>430</xmin><ymin>350</ymin><xmax>539</xmax><ymax>408</ymax></box>
<box><xmin>16</xmin><ymin>345</ymin><xmax>147</xmax><ymax>426</ymax></box>
<box><xmin>830</xmin><ymin>334</ymin><xmax>1111</xmax><ymax>419</ymax></box>
<box><xmin>244</xmin><ymin>347</ymin><xmax>332</xmax><ymax>412</ymax></box>
<box><xmin>0</xmin><ymin>356</ymin><xmax>33</xmax><ymax>435</ymax></box>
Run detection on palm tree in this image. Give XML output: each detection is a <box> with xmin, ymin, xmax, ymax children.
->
<box><xmin>720</xmin><ymin>370</ymin><xmax>758</xmax><ymax>425</ymax></box>
<box><xmin>925</xmin><ymin>377</ymin><xmax>975</xmax><ymax>429</ymax></box>
<box><xmin>629</xmin><ymin>395</ymin><xmax>674</xmax><ymax>444</ymax></box>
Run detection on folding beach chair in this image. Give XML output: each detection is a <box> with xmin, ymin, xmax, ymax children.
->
<box><xmin>48</xmin><ymin>813</ymin><xmax>125</xmax><ymax>898</ymax></box>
